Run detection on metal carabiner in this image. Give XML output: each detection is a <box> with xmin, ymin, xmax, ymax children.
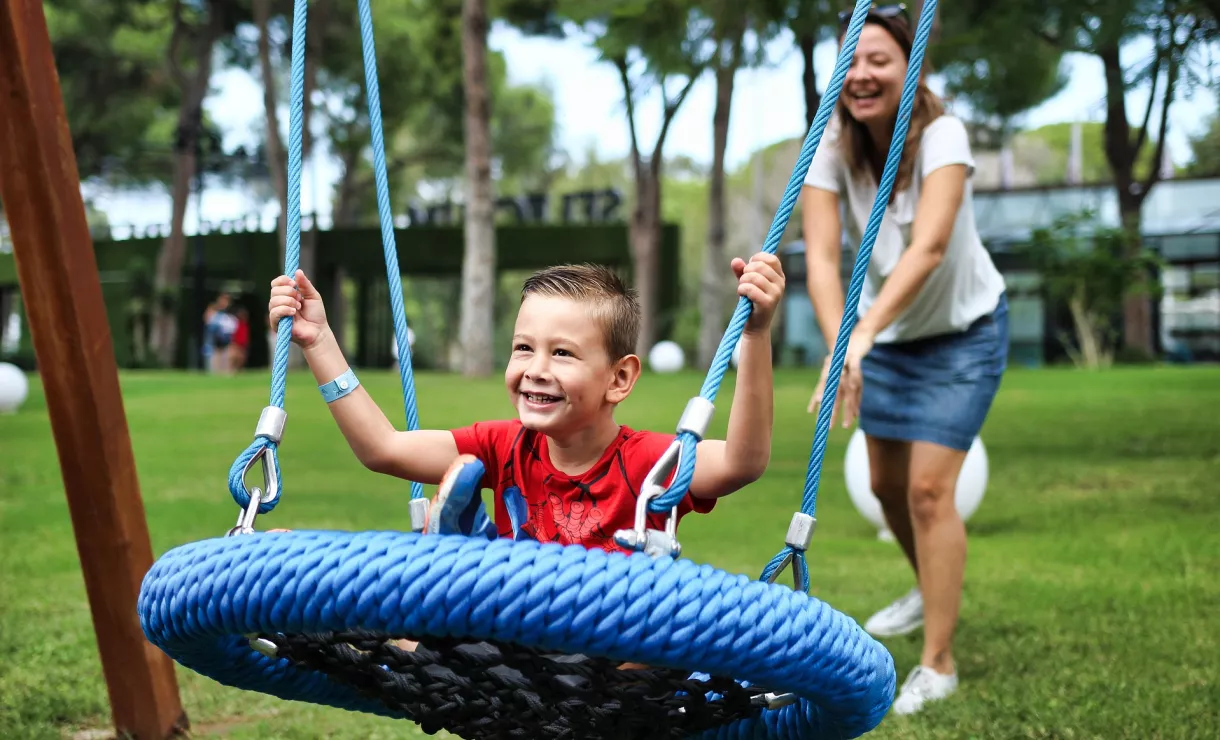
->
<box><xmin>226</xmin><ymin>446</ymin><xmax>280</xmax><ymax>536</ymax></box>
<box><xmin>613</xmin><ymin>438</ymin><xmax>682</xmax><ymax>558</ymax></box>
<box><xmin>227</xmin><ymin>486</ymin><xmax>263</xmax><ymax>536</ymax></box>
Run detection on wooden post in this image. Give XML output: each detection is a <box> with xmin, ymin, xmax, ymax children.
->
<box><xmin>0</xmin><ymin>1</ymin><xmax>189</xmax><ymax>738</ymax></box>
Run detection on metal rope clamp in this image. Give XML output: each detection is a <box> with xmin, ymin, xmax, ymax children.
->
<box><xmin>756</xmin><ymin>511</ymin><xmax>817</xmax><ymax>710</ymax></box>
<box><xmin>226</xmin><ymin>406</ymin><xmax>286</xmax><ymax>537</ymax></box>
<box><xmin>613</xmin><ymin>397</ymin><xmax>715</xmax><ymax>559</ymax></box>
<box><xmin>765</xmin><ymin>512</ymin><xmax>817</xmax><ymax>586</ymax></box>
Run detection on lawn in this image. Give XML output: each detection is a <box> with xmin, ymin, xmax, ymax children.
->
<box><xmin>1</xmin><ymin>365</ymin><xmax>1218</xmax><ymax>739</ymax></box>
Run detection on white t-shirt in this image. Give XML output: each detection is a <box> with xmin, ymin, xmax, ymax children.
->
<box><xmin>803</xmin><ymin>114</ymin><xmax>1005</xmax><ymax>344</ymax></box>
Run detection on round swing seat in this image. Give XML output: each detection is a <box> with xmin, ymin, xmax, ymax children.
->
<box><xmin>138</xmin><ymin>530</ymin><xmax>896</xmax><ymax>739</ymax></box>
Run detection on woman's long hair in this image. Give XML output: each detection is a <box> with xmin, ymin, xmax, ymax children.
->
<box><xmin>836</xmin><ymin>13</ymin><xmax>944</xmax><ymax>201</ymax></box>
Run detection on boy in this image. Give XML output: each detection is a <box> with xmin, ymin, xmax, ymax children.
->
<box><xmin>266</xmin><ymin>256</ymin><xmax>785</xmax><ymax>551</ymax></box>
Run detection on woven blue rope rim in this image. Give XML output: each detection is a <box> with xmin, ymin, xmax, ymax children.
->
<box><xmin>138</xmin><ymin>531</ymin><xmax>896</xmax><ymax>738</ymax></box>
<box><xmin>136</xmin><ymin>0</ymin><xmax>950</xmax><ymax>734</ymax></box>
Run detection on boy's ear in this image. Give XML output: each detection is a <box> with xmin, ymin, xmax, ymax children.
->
<box><xmin>605</xmin><ymin>353</ymin><xmax>642</xmax><ymax>404</ymax></box>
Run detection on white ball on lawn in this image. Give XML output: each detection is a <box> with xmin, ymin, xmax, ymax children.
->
<box><xmin>648</xmin><ymin>340</ymin><xmax>684</xmax><ymax>373</ymax></box>
<box><xmin>843</xmin><ymin>427</ymin><xmax>989</xmax><ymax>536</ymax></box>
<box><xmin>0</xmin><ymin>362</ymin><xmax>29</xmax><ymax>414</ymax></box>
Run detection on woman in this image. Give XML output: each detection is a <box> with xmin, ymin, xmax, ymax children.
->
<box><xmin>202</xmin><ymin>292</ymin><xmax>236</xmax><ymax>375</ymax></box>
<box><xmin>801</xmin><ymin>5</ymin><xmax>1008</xmax><ymax>715</ymax></box>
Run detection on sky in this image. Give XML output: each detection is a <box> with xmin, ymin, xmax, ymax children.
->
<box><xmin>87</xmin><ymin>24</ymin><xmax>1218</xmax><ymax>238</ymax></box>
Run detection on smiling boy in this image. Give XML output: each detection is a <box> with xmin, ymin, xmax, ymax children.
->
<box><xmin>267</xmin><ymin>256</ymin><xmax>784</xmax><ymax>552</ymax></box>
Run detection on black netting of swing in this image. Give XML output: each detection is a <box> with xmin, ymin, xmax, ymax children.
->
<box><xmin>259</xmin><ymin>630</ymin><xmax>772</xmax><ymax>739</ymax></box>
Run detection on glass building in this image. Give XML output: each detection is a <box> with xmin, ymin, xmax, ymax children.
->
<box><xmin>780</xmin><ymin>177</ymin><xmax>1220</xmax><ymax>366</ymax></box>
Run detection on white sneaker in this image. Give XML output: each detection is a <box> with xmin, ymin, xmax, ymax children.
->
<box><xmin>891</xmin><ymin>664</ymin><xmax>958</xmax><ymax>715</ymax></box>
<box><xmin>864</xmin><ymin>587</ymin><xmax>924</xmax><ymax>637</ymax></box>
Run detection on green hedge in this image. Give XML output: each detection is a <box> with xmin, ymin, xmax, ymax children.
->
<box><xmin>0</xmin><ymin>222</ymin><xmax>680</xmax><ymax>369</ymax></box>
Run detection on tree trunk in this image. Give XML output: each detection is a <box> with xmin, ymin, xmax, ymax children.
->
<box><xmin>149</xmin><ymin>2</ymin><xmax>223</xmax><ymax>367</ymax></box>
<box><xmin>1117</xmin><ymin>206</ymin><xmax>1154</xmax><ymax>355</ymax></box>
<box><xmin>329</xmin><ymin>145</ymin><xmax>363</xmax><ymax>353</ymax></box>
<box><xmin>1068</xmin><ymin>290</ymin><xmax>1103</xmax><ymax>369</ymax></box>
<box><xmin>698</xmin><ymin>44</ymin><xmax>739</xmax><ymax>369</ymax></box>
<box><xmin>149</xmin><ymin>147</ymin><xmax>197</xmax><ymax>367</ymax></box>
<box><xmin>333</xmin><ymin>146</ymin><xmax>362</xmax><ymax>226</ymax></box>
<box><xmin>613</xmin><ymin>57</ymin><xmax>702</xmax><ymax>357</ymax></box>
<box><xmin>1099</xmin><ymin>44</ymin><xmax>1158</xmax><ymax>357</ymax></box>
<box><xmin>255</xmin><ymin>0</ymin><xmax>314</xmax><ymax>368</ymax></box>
<box><xmin>799</xmin><ymin>32</ymin><xmax>819</xmax><ymax>130</ymax></box>
<box><xmin>631</xmin><ymin>167</ymin><xmax>662</xmax><ymax>356</ymax></box>
<box><xmin>458</xmin><ymin>0</ymin><xmax>496</xmax><ymax>376</ymax></box>
<box><xmin>255</xmin><ymin>0</ymin><xmax>287</xmax><ymax>254</ymax></box>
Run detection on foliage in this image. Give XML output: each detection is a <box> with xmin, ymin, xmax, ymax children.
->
<box><xmin>1014</xmin><ymin>122</ymin><xmax>1166</xmax><ymax>184</ymax></box>
<box><xmin>284</xmin><ymin>0</ymin><xmax>558</xmax><ymax>220</ymax></box>
<box><xmin>935</xmin><ymin>3</ymin><xmax>1069</xmax><ymax>135</ymax></box>
<box><xmin>1184</xmin><ymin>108</ymin><xmax>1220</xmax><ymax>175</ymax></box>
<box><xmin>43</xmin><ymin>0</ymin><xmax>181</xmax><ymax>184</ymax></box>
<box><xmin>785</xmin><ymin>0</ymin><xmax>837</xmax><ymax>42</ymax></box>
<box><xmin>1022</xmin><ymin>210</ymin><xmax>1163</xmax><ymax>368</ymax></box>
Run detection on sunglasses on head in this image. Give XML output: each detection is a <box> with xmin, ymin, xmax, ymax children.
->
<box><xmin>838</xmin><ymin>3</ymin><xmax>909</xmax><ymax>30</ymax></box>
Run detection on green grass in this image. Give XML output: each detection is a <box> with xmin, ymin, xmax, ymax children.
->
<box><xmin>2</xmin><ymin>366</ymin><xmax>1219</xmax><ymax>739</ymax></box>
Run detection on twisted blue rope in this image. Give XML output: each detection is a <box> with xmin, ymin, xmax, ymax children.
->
<box><xmin>642</xmin><ymin>0</ymin><xmax>938</xmax><ymax>595</ymax></box>
<box><xmin>228</xmin><ymin>0</ymin><xmax>427</xmax><ymax>512</ymax></box>
<box><xmin>358</xmin><ymin>0</ymin><xmax>425</xmax><ymax>501</ymax></box>
<box><xmin>227</xmin><ymin>0</ymin><xmax>308</xmax><ymax>513</ymax></box>
<box><xmin>139</xmin><ymin>531</ymin><xmax>896</xmax><ymax>738</ymax></box>
<box><xmin>152</xmin><ymin>3</ymin><xmax>904</xmax><ymax>732</ymax></box>
<box><xmin>760</xmin><ymin>0</ymin><xmax>939</xmax><ymax>588</ymax></box>
<box><xmin>649</xmin><ymin>0</ymin><xmax>872</xmax><ymax>515</ymax></box>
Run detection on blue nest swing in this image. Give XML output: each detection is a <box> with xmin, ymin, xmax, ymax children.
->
<box><xmin>138</xmin><ymin>0</ymin><xmax>938</xmax><ymax>736</ymax></box>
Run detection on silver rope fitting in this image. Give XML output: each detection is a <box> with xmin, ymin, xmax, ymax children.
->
<box><xmin>613</xmin><ymin>438</ymin><xmax>683</xmax><ymax>559</ymax></box>
<box><xmin>785</xmin><ymin>513</ymin><xmax>817</xmax><ymax>552</ymax></box>
<box><xmin>409</xmin><ymin>498</ymin><xmax>429</xmax><ymax>533</ymax></box>
<box><xmin>255</xmin><ymin>406</ymin><xmax>287</xmax><ymax>443</ymax></box>
<box><xmin>676</xmin><ymin>396</ymin><xmax>715</xmax><ymax>440</ymax></box>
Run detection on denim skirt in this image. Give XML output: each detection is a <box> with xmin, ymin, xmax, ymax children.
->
<box><xmin>858</xmin><ymin>294</ymin><xmax>1009</xmax><ymax>451</ymax></box>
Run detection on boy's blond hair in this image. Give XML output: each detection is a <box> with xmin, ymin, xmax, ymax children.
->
<box><xmin>521</xmin><ymin>264</ymin><xmax>640</xmax><ymax>361</ymax></box>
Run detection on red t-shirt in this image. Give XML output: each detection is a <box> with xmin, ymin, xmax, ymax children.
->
<box><xmin>233</xmin><ymin>319</ymin><xmax>250</xmax><ymax>348</ymax></box>
<box><xmin>450</xmin><ymin>419</ymin><xmax>715</xmax><ymax>554</ymax></box>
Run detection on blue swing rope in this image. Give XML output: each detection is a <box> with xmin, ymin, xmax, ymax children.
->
<box><xmin>227</xmin><ymin>0</ymin><xmax>424</xmax><ymax>513</ymax></box>
<box><xmin>649</xmin><ymin>0</ymin><xmax>938</xmax><ymax>594</ymax></box>
<box><xmin>759</xmin><ymin>0</ymin><xmax>938</xmax><ymax>589</ymax></box>
<box><xmin>357</xmin><ymin>0</ymin><xmax>426</xmax><ymax>503</ymax></box>
<box><xmin>138</xmin><ymin>1</ymin><xmax>928</xmax><ymax>736</ymax></box>
<box><xmin>226</xmin><ymin>0</ymin><xmax>938</xmax><ymax>575</ymax></box>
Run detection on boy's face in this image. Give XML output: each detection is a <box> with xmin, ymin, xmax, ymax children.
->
<box><xmin>505</xmin><ymin>294</ymin><xmax>638</xmax><ymax>439</ymax></box>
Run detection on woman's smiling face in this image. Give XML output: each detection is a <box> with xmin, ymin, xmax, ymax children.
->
<box><xmin>841</xmin><ymin>23</ymin><xmax>909</xmax><ymax>125</ymax></box>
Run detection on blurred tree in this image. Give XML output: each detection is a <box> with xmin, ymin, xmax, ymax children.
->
<box><xmin>558</xmin><ymin>0</ymin><xmax>715</xmax><ymax>354</ymax></box>
<box><xmin>460</xmin><ymin>0</ymin><xmax>496</xmax><ymax>376</ymax></box>
<box><xmin>149</xmin><ymin>0</ymin><xmax>239</xmax><ymax>366</ymax></box>
<box><xmin>1184</xmin><ymin>109</ymin><xmax>1220</xmax><ymax>175</ymax></box>
<box><xmin>1023</xmin><ymin>210</ymin><xmax>1162</xmax><ymax>369</ymax></box>
<box><xmin>42</xmin><ymin>0</ymin><xmax>180</xmax><ymax>184</ymax></box>
<box><xmin>788</xmin><ymin>0</ymin><xmax>838</xmax><ymax>130</ymax></box>
<box><xmin>935</xmin><ymin>1</ymin><xmax>1068</xmax><ymax>167</ymax></box>
<box><xmin>696</xmin><ymin>0</ymin><xmax>788</xmax><ymax>368</ymax></box>
<box><xmin>947</xmin><ymin>0</ymin><xmax>1216</xmax><ymax>355</ymax></box>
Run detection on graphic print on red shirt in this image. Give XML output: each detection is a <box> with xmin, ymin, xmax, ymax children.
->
<box><xmin>450</xmin><ymin>419</ymin><xmax>715</xmax><ymax>553</ymax></box>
